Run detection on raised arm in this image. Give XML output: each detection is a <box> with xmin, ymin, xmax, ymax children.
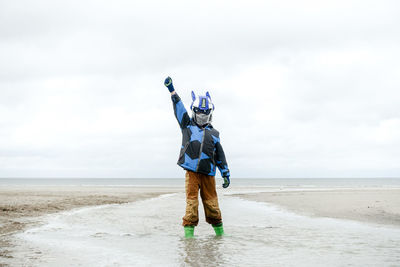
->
<box><xmin>164</xmin><ymin>77</ymin><xmax>190</xmax><ymax>129</ymax></box>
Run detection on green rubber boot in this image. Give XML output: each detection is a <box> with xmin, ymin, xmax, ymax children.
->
<box><xmin>184</xmin><ymin>226</ymin><xmax>195</xmax><ymax>238</ymax></box>
<box><xmin>212</xmin><ymin>223</ymin><xmax>225</xmax><ymax>236</ymax></box>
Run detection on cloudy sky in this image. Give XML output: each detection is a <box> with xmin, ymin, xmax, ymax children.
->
<box><xmin>1</xmin><ymin>0</ymin><xmax>399</xmax><ymax>178</ymax></box>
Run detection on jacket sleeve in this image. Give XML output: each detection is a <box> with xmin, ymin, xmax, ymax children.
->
<box><xmin>215</xmin><ymin>138</ymin><xmax>230</xmax><ymax>177</ymax></box>
<box><xmin>171</xmin><ymin>93</ymin><xmax>191</xmax><ymax>129</ymax></box>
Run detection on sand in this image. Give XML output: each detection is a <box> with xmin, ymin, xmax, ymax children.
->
<box><xmin>233</xmin><ymin>188</ymin><xmax>400</xmax><ymax>227</ymax></box>
<box><xmin>1</xmin><ymin>185</ymin><xmax>400</xmax><ymax>264</ymax></box>
<box><xmin>0</xmin><ymin>186</ymin><xmax>181</xmax><ymax>260</ymax></box>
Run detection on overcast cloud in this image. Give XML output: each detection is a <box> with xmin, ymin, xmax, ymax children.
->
<box><xmin>1</xmin><ymin>0</ymin><xmax>400</xmax><ymax>178</ymax></box>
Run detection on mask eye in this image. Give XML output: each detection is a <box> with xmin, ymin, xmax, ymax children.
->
<box><xmin>194</xmin><ymin>107</ymin><xmax>211</xmax><ymax>115</ymax></box>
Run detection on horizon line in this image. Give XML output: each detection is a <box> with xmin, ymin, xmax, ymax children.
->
<box><xmin>1</xmin><ymin>177</ymin><xmax>400</xmax><ymax>179</ymax></box>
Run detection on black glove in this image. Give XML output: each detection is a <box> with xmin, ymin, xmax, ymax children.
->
<box><xmin>164</xmin><ymin>76</ymin><xmax>175</xmax><ymax>92</ymax></box>
<box><xmin>222</xmin><ymin>175</ymin><xmax>230</xmax><ymax>188</ymax></box>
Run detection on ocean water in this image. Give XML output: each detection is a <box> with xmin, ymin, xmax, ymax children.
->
<box><xmin>1</xmin><ymin>177</ymin><xmax>400</xmax><ymax>187</ymax></box>
<box><xmin>5</xmin><ymin>191</ymin><xmax>400</xmax><ymax>266</ymax></box>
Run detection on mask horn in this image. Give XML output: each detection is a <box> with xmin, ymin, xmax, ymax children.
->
<box><xmin>191</xmin><ymin>91</ymin><xmax>196</xmax><ymax>101</ymax></box>
<box><xmin>206</xmin><ymin>91</ymin><xmax>211</xmax><ymax>100</ymax></box>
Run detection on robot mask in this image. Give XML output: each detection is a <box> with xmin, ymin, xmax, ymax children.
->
<box><xmin>190</xmin><ymin>91</ymin><xmax>214</xmax><ymax>127</ymax></box>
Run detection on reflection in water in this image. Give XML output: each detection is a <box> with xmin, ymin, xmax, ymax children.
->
<box><xmin>180</xmin><ymin>236</ymin><xmax>225</xmax><ymax>267</ymax></box>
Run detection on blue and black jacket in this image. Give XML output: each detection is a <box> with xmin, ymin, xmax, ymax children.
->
<box><xmin>171</xmin><ymin>93</ymin><xmax>230</xmax><ymax>178</ymax></box>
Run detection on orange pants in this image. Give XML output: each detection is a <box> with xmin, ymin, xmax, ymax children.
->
<box><xmin>182</xmin><ymin>170</ymin><xmax>222</xmax><ymax>226</ymax></box>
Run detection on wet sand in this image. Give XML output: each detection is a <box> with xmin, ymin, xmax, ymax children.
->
<box><xmin>0</xmin><ymin>186</ymin><xmax>181</xmax><ymax>261</ymax></box>
<box><xmin>2</xmin><ymin>186</ymin><xmax>400</xmax><ymax>264</ymax></box>
<box><xmin>234</xmin><ymin>188</ymin><xmax>400</xmax><ymax>227</ymax></box>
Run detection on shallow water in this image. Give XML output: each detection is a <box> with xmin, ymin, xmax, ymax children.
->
<box><xmin>7</xmin><ymin>192</ymin><xmax>400</xmax><ymax>266</ymax></box>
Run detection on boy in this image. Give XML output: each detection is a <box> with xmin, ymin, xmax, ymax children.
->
<box><xmin>164</xmin><ymin>76</ymin><xmax>230</xmax><ymax>238</ymax></box>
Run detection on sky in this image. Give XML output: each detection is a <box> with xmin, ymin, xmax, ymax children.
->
<box><xmin>1</xmin><ymin>0</ymin><xmax>400</xmax><ymax>178</ymax></box>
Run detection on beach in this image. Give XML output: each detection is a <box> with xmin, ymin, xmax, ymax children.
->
<box><xmin>233</xmin><ymin>188</ymin><xmax>400</xmax><ymax>227</ymax></box>
<box><xmin>1</xmin><ymin>183</ymin><xmax>400</xmax><ymax>266</ymax></box>
<box><xmin>0</xmin><ymin>186</ymin><xmax>182</xmax><ymax>261</ymax></box>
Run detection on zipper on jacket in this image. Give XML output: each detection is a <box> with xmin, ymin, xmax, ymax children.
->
<box><xmin>195</xmin><ymin>128</ymin><xmax>205</xmax><ymax>172</ymax></box>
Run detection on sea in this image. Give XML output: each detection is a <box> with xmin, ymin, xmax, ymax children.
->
<box><xmin>1</xmin><ymin>178</ymin><xmax>400</xmax><ymax>266</ymax></box>
<box><xmin>1</xmin><ymin>177</ymin><xmax>400</xmax><ymax>187</ymax></box>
